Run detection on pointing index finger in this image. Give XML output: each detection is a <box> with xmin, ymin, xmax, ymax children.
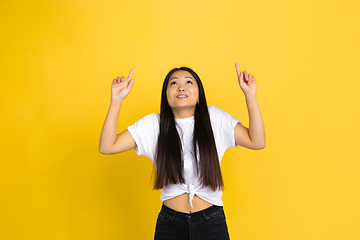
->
<box><xmin>235</xmin><ymin>62</ymin><xmax>241</xmax><ymax>78</ymax></box>
<box><xmin>126</xmin><ymin>69</ymin><xmax>134</xmax><ymax>81</ymax></box>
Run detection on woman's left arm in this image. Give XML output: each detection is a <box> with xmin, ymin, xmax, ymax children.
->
<box><xmin>233</xmin><ymin>62</ymin><xmax>265</xmax><ymax>150</ymax></box>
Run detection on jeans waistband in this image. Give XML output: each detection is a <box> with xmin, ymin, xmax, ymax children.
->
<box><xmin>161</xmin><ymin>203</ymin><xmax>223</xmax><ymax>221</ymax></box>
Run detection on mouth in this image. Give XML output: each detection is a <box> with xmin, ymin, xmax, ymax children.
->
<box><xmin>176</xmin><ymin>94</ymin><xmax>188</xmax><ymax>99</ymax></box>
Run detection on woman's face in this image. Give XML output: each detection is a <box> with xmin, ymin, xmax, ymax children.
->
<box><xmin>166</xmin><ymin>70</ymin><xmax>199</xmax><ymax>118</ymax></box>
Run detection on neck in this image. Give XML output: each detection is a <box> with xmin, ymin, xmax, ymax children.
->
<box><xmin>172</xmin><ymin>107</ymin><xmax>196</xmax><ymax>119</ymax></box>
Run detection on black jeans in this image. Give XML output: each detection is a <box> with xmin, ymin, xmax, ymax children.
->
<box><xmin>154</xmin><ymin>204</ymin><xmax>230</xmax><ymax>240</ymax></box>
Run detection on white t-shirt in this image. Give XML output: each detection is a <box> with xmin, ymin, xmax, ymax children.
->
<box><xmin>126</xmin><ymin>105</ymin><xmax>241</xmax><ymax>207</ymax></box>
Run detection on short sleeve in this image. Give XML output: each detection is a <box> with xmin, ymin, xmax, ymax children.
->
<box><xmin>126</xmin><ymin>113</ymin><xmax>160</xmax><ymax>162</ymax></box>
<box><xmin>208</xmin><ymin>106</ymin><xmax>241</xmax><ymax>160</ymax></box>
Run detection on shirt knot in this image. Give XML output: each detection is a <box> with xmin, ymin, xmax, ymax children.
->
<box><xmin>186</xmin><ymin>184</ymin><xmax>196</xmax><ymax>208</ymax></box>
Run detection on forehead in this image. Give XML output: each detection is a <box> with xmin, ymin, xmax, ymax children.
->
<box><xmin>169</xmin><ymin>70</ymin><xmax>194</xmax><ymax>80</ymax></box>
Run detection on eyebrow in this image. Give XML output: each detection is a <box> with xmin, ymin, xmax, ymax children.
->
<box><xmin>169</xmin><ymin>76</ymin><xmax>193</xmax><ymax>80</ymax></box>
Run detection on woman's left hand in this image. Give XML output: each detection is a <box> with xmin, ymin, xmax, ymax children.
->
<box><xmin>235</xmin><ymin>62</ymin><xmax>257</xmax><ymax>96</ymax></box>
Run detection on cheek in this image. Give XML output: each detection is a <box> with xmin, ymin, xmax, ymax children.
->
<box><xmin>191</xmin><ymin>87</ymin><xmax>199</xmax><ymax>99</ymax></box>
<box><xmin>166</xmin><ymin>89</ymin><xmax>173</xmax><ymax>104</ymax></box>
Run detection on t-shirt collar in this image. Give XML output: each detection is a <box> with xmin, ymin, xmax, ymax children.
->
<box><xmin>174</xmin><ymin>115</ymin><xmax>195</xmax><ymax>123</ymax></box>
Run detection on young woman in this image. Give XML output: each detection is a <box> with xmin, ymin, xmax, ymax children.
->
<box><xmin>99</xmin><ymin>63</ymin><xmax>265</xmax><ymax>240</ymax></box>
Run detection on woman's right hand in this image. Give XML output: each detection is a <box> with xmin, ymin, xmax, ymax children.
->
<box><xmin>111</xmin><ymin>69</ymin><xmax>134</xmax><ymax>101</ymax></box>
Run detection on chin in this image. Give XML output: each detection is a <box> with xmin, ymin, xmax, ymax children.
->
<box><xmin>172</xmin><ymin>105</ymin><xmax>196</xmax><ymax>111</ymax></box>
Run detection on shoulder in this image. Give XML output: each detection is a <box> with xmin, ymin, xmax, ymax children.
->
<box><xmin>207</xmin><ymin>105</ymin><xmax>241</xmax><ymax>125</ymax></box>
<box><xmin>207</xmin><ymin>105</ymin><xmax>229</xmax><ymax>119</ymax></box>
<box><xmin>139</xmin><ymin>112</ymin><xmax>160</xmax><ymax>123</ymax></box>
<box><xmin>128</xmin><ymin>112</ymin><xmax>160</xmax><ymax>130</ymax></box>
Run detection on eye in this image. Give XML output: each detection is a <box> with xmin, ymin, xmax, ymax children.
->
<box><xmin>170</xmin><ymin>81</ymin><xmax>177</xmax><ymax>86</ymax></box>
<box><xmin>186</xmin><ymin>80</ymin><xmax>193</xmax><ymax>84</ymax></box>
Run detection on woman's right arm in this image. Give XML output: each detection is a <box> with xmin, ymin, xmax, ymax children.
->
<box><xmin>99</xmin><ymin>69</ymin><xmax>136</xmax><ymax>155</ymax></box>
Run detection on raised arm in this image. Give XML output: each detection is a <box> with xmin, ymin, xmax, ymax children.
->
<box><xmin>99</xmin><ymin>69</ymin><xmax>137</xmax><ymax>155</ymax></box>
<box><xmin>233</xmin><ymin>62</ymin><xmax>266</xmax><ymax>150</ymax></box>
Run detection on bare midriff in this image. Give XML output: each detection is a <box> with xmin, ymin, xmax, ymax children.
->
<box><xmin>163</xmin><ymin>193</ymin><xmax>213</xmax><ymax>213</ymax></box>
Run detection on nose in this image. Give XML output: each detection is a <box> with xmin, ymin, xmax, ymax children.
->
<box><xmin>178</xmin><ymin>85</ymin><xmax>185</xmax><ymax>91</ymax></box>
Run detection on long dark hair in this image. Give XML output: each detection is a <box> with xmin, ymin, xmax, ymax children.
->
<box><xmin>154</xmin><ymin>67</ymin><xmax>223</xmax><ymax>191</ymax></box>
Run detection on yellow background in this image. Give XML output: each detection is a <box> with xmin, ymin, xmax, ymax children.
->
<box><xmin>1</xmin><ymin>0</ymin><xmax>359</xmax><ymax>239</ymax></box>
